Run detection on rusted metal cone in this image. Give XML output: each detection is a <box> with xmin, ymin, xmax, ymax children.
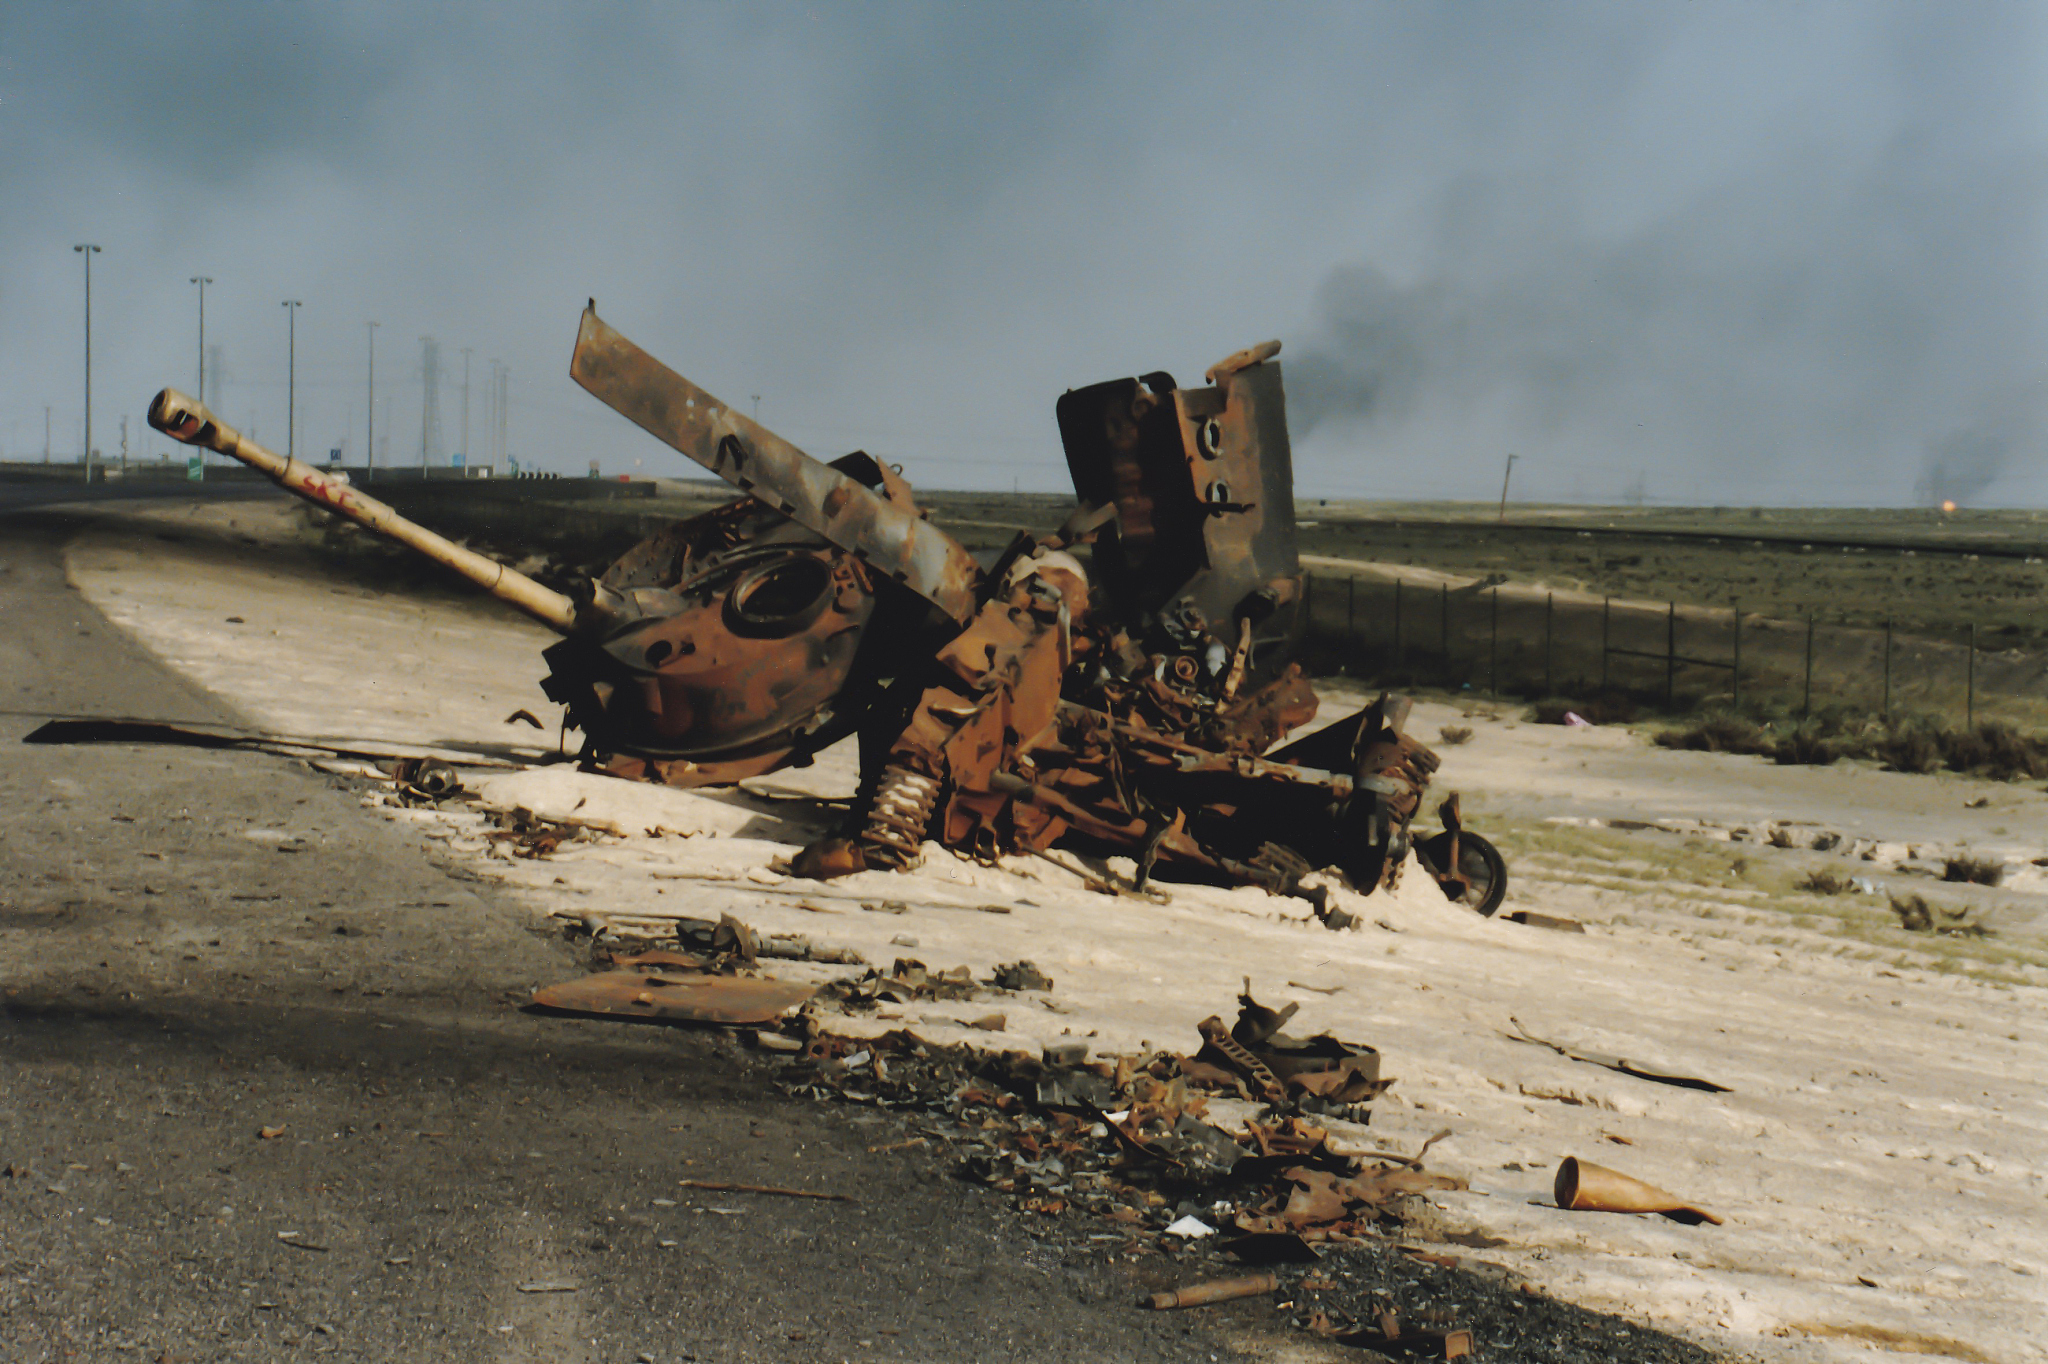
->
<box><xmin>1142</xmin><ymin>1271</ymin><xmax>1278</xmax><ymax>1309</ymax></box>
<box><xmin>1554</xmin><ymin>1157</ymin><xmax>1723</xmax><ymax>1225</ymax></box>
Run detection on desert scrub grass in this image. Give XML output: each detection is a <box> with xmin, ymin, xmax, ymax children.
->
<box><xmin>1437</xmin><ymin>724</ymin><xmax>1473</xmax><ymax>746</ymax></box>
<box><xmin>1941</xmin><ymin>719</ymin><xmax>2048</xmax><ymax>779</ymax></box>
<box><xmin>1653</xmin><ymin>711</ymin><xmax>1768</xmax><ymax>753</ymax></box>
<box><xmin>1658</xmin><ymin>865</ymin><xmax>2047</xmax><ymax>978</ymax></box>
<box><xmin>1942</xmin><ymin>854</ymin><xmax>2007</xmax><ymax>886</ymax></box>
<box><xmin>1651</xmin><ymin>703</ymin><xmax>2048</xmax><ymax>781</ymax></box>
<box><xmin>1488</xmin><ymin>821</ymin><xmax>1738</xmax><ymax>885</ymax></box>
<box><xmin>1797</xmin><ymin>867</ymin><xmax>1855</xmax><ymax>895</ymax></box>
<box><xmin>1526</xmin><ymin>691</ymin><xmax>1638</xmax><ymax>726</ymax></box>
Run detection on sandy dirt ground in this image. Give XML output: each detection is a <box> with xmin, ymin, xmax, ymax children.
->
<box><xmin>3</xmin><ymin>504</ymin><xmax>1272</xmax><ymax>1364</ymax></box>
<box><xmin>65</xmin><ymin>501</ymin><xmax>2048</xmax><ymax>1364</ymax></box>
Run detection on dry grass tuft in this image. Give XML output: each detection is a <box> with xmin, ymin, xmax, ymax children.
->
<box><xmin>1942</xmin><ymin>854</ymin><xmax>2006</xmax><ymax>887</ymax></box>
<box><xmin>1654</xmin><ymin>708</ymin><xmax>2048</xmax><ymax>781</ymax></box>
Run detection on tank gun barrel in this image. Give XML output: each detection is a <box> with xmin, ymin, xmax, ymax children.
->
<box><xmin>569</xmin><ymin>303</ymin><xmax>983</xmax><ymax>625</ymax></box>
<box><xmin>146</xmin><ymin>387</ymin><xmax>580</xmax><ymax>635</ymax></box>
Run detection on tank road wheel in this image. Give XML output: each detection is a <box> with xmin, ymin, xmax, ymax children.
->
<box><xmin>1449</xmin><ymin>832</ymin><xmax>1509</xmax><ymax>917</ymax></box>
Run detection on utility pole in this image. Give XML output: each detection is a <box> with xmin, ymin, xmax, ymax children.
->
<box><xmin>487</xmin><ymin>361</ymin><xmax>508</xmax><ymax>470</ymax></box>
<box><xmin>74</xmin><ymin>244</ymin><xmax>100</xmax><ymax>481</ymax></box>
<box><xmin>1497</xmin><ymin>453</ymin><xmax>1517</xmax><ymax>523</ymax></box>
<box><xmin>365</xmin><ymin>321</ymin><xmax>379</xmax><ymax>478</ymax></box>
<box><xmin>120</xmin><ymin>415</ymin><xmax>128</xmax><ymax>474</ymax></box>
<box><xmin>281</xmin><ymin>300</ymin><xmax>302</xmax><ymax>461</ymax></box>
<box><xmin>419</xmin><ymin>337</ymin><xmax>440</xmax><ymax>469</ymax></box>
<box><xmin>43</xmin><ymin>405</ymin><xmax>50</xmax><ymax>464</ymax></box>
<box><xmin>188</xmin><ymin>275</ymin><xmax>211</xmax><ymax>477</ymax></box>
<box><xmin>460</xmin><ymin>347</ymin><xmax>472</xmax><ymax>465</ymax></box>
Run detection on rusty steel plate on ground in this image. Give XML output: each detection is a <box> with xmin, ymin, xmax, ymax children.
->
<box><xmin>531</xmin><ymin>969</ymin><xmax>816</xmax><ymax>1024</ymax></box>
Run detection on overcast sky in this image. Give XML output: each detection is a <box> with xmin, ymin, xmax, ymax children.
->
<box><xmin>3</xmin><ymin>3</ymin><xmax>2043</xmax><ymax>505</ymax></box>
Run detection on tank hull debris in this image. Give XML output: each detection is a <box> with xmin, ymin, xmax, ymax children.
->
<box><xmin>146</xmin><ymin>305</ymin><xmax>1506</xmax><ymax>908</ymax></box>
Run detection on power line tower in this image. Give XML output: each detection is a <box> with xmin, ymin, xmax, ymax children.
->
<box><xmin>419</xmin><ymin>336</ymin><xmax>442</xmax><ymax>468</ymax></box>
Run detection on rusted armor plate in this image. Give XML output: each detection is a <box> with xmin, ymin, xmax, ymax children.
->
<box><xmin>530</xmin><ymin>969</ymin><xmax>815</xmax><ymax>1024</ymax></box>
<box><xmin>569</xmin><ymin>304</ymin><xmax>982</xmax><ymax>624</ymax></box>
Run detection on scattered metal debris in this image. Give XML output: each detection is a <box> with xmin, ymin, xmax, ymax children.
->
<box><xmin>1506</xmin><ymin>1018</ymin><xmax>1731</xmax><ymax>1093</ymax></box>
<box><xmin>387</xmin><ymin>757</ymin><xmax>462</xmax><ymax>803</ymax></box>
<box><xmin>1143</xmin><ymin>1272</ymin><xmax>1278</xmax><ymax>1309</ymax></box>
<box><xmin>1502</xmin><ymin>910</ymin><xmax>1584</xmax><ymax>933</ymax></box>
<box><xmin>147</xmin><ymin>310</ymin><xmax>1508</xmax><ymax>910</ymax></box>
<box><xmin>487</xmin><ymin>805</ymin><xmax>599</xmax><ymax>857</ymax></box>
<box><xmin>1327</xmin><ymin>1311</ymin><xmax>1474</xmax><ymax>1358</ymax></box>
<box><xmin>528</xmin><ymin>968</ymin><xmax>816</xmax><ymax>1025</ymax></box>
<box><xmin>990</xmin><ymin>960</ymin><xmax>1053</xmax><ymax>991</ymax></box>
<box><xmin>22</xmin><ymin>717</ymin><xmax>524</xmax><ymax>769</ymax></box>
<box><xmin>1218</xmin><ymin>1230</ymin><xmax>1322</xmax><ymax>1265</ymax></box>
<box><xmin>830</xmin><ymin>959</ymin><xmax>981</xmax><ymax>1007</ymax></box>
<box><xmin>773</xmin><ymin>981</ymin><xmax>1456</xmax><ymax>1261</ymax></box>
<box><xmin>672</xmin><ymin>1179</ymin><xmax>854</xmax><ymax>1203</ymax></box>
<box><xmin>1554</xmin><ymin>1156</ymin><xmax>1722</xmax><ymax>1226</ymax></box>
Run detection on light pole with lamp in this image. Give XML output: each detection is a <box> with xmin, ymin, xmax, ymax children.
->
<box><xmin>188</xmin><ymin>274</ymin><xmax>212</xmax><ymax>477</ymax></box>
<box><xmin>74</xmin><ymin>244</ymin><xmax>100</xmax><ymax>483</ymax></box>
<box><xmin>365</xmin><ymin>321</ymin><xmax>379</xmax><ymax>478</ymax></box>
<box><xmin>281</xmin><ymin>300</ymin><xmax>302</xmax><ymax>461</ymax></box>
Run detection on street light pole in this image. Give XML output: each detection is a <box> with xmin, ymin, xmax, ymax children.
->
<box><xmin>366</xmin><ymin>321</ymin><xmax>379</xmax><ymax>478</ymax></box>
<box><xmin>487</xmin><ymin>359</ymin><xmax>503</xmax><ymax>470</ymax></box>
<box><xmin>460</xmin><ymin>347</ymin><xmax>471</xmax><ymax>466</ymax></box>
<box><xmin>281</xmin><ymin>300</ymin><xmax>302</xmax><ymax>461</ymax></box>
<box><xmin>188</xmin><ymin>275</ymin><xmax>212</xmax><ymax>477</ymax></box>
<box><xmin>189</xmin><ymin>276</ymin><xmax>213</xmax><ymax>397</ymax></box>
<box><xmin>74</xmin><ymin>244</ymin><xmax>100</xmax><ymax>482</ymax></box>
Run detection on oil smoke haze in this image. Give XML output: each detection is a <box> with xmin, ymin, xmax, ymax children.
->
<box><xmin>2</xmin><ymin>3</ymin><xmax>2042</xmax><ymax>505</ymax></box>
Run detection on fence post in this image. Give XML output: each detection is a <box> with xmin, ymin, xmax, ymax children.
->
<box><xmin>1544</xmin><ymin>592</ymin><xmax>1554</xmax><ymax>696</ymax></box>
<box><xmin>1601</xmin><ymin>596</ymin><xmax>1610</xmax><ymax>691</ymax></box>
<box><xmin>1882</xmin><ymin>617</ymin><xmax>1892</xmax><ymax>719</ymax></box>
<box><xmin>1489</xmin><ymin>586</ymin><xmax>1500</xmax><ymax>698</ymax></box>
<box><xmin>1967</xmin><ymin>621</ymin><xmax>1975</xmax><ymax>728</ymax></box>
<box><xmin>1393</xmin><ymin>579</ymin><xmax>1403</xmax><ymax>665</ymax></box>
<box><xmin>1731</xmin><ymin>600</ymin><xmax>1741</xmax><ymax>710</ymax></box>
<box><xmin>1803</xmin><ymin>616</ymin><xmax>1814</xmax><ymax>715</ymax></box>
<box><xmin>1665</xmin><ymin>600</ymin><xmax>1676</xmax><ymax>709</ymax></box>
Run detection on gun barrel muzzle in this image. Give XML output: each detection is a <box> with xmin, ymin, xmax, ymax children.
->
<box><xmin>146</xmin><ymin>387</ymin><xmax>580</xmax><ymax>635</ymax></box>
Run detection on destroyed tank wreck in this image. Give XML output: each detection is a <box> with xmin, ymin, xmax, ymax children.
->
<box><xmin>146</xmin><ymin>303</ymin><xmax>1506</xmax><ymax>917</ymax></box>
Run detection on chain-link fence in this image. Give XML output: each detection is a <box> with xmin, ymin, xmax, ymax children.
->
<box><xmin>1298</xmin><ymin>570</ymin><xmax>2048</xmax><ymax>726</ymax></box>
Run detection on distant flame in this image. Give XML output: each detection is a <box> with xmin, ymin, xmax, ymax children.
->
<box><xmin>1941</xmin><ymin>499</ymin><xmax>1957</xmax><ymax>513</ymax></box>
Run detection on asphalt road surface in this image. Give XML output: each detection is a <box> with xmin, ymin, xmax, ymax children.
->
<box><xmin>0</xmin><ymin>505</ymin><xmax>1256</xmax><ymax>1364</ymax></box>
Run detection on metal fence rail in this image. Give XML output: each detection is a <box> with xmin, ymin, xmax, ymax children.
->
<box><xmin>1298</xmin><ymin>571</ymin><xmax>2044</xmax><ymax>726</ymax></box>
